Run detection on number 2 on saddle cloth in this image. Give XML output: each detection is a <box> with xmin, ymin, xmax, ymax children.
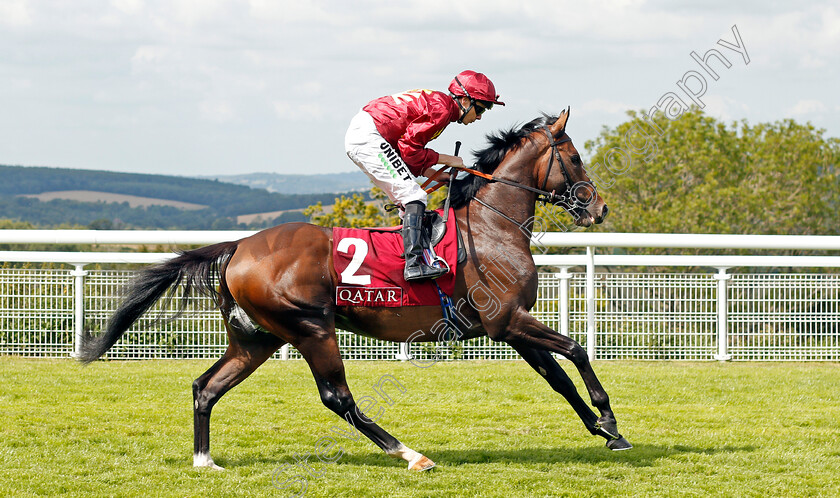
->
<box><xmin>332</xmin><ymin>208</ymin><xmax>459</xmax><ymax>308</ymax></box>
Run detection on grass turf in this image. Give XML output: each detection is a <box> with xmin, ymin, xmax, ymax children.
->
<box><xmin>0</xmin><ymin>358</ymin><xmax>838</xmax><ymax>497</ymax></box>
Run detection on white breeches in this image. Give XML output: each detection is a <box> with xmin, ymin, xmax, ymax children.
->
<box><xmin>345</xmin><ymin>110</ymin><xmax>427</xmax><ymax>207</ymax></box>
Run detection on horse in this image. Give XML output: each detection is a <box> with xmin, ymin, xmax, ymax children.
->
<box><xmin>78</xmin><ymin>108</ymin><xmax>630</xmax><ymax>472</ymax></box>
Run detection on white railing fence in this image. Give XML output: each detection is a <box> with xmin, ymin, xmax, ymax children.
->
<box><xmin>1</xmin><ymin>231</ymin><xmax>839</xmax><ymax>361</ymax></box>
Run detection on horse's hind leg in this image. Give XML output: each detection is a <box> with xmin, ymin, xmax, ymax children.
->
<box><xmin>193</xmin><ymin>325</ymin><xmax>285</xmax><ymax>470</ymax></box>
<box><xmin>294</xmin><ymin>329</ymin><xmax>435</xmax><ymax>471</ymax></box>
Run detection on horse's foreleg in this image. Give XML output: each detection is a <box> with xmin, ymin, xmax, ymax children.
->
<box><xmin>296</xmin><ymin>335</ymin><xmax>435</xmax><ymax>471</ymax></box>
<box><xmin>510</xmin><ymin>344</ymin><xmax>599</xmax><ymax>429</ymax></box>
<box><xmin>193</xmin><ymin>332</ymin><xmax>284</xmax><ymax>469</ymax></box>
<box><xmin>505</xmin><ymin>311</ymin><xmax>632</xmax><ymax>450</ymax></box>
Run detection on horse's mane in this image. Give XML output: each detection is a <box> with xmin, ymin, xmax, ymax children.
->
<box><xmin>448</xmin><ymin>114</ymin><xmax>558</xmax><ymax>209</ymax></box>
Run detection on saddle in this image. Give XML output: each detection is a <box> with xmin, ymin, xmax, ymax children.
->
<box><xmin>424</xmin><ymin>209</ymin><xmax>466</xmax><ymax>264</ymax></box>
<box><xmin>332</xmin><ymin>208</ymin><xmax>462</xmax><ymax>307</ymax></box>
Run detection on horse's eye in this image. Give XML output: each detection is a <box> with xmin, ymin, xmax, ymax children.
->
<box><xmin>570</xmin><ymin>154</ymin><xmax>582</xmax><ymax>165</ymax></box>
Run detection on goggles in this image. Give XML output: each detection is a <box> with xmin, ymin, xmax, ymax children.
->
<box><xmin>473</xmin><ymin>100</ymin><xmax>493</xmax><ymax>116</ymax></box>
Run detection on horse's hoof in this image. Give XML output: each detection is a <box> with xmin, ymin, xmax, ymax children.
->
<box><xmin>606</xmin><ymin>436</ymin><xmax>633</xmax><ymax>451</ymax></box>
<box><xmin>193</xmin><ymin>453</ymin><xmax>225</xmax><ymax>470</ymax></box>
<box><xmin>408</xmin><ymin>455</ymin><xmax>436</xmax><ymax>471</ymax></box>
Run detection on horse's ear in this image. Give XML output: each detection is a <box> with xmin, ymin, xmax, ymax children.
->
<box><xmin>550</xmin><ymin>106</ymin><xmax>570</xmax><ymax>135</ymax></box>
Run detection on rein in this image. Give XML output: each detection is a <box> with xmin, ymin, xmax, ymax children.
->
<box><xmin>473</xmin><ymin>196</ymin><xmax>530</xmax><ymax>228</ymax></box>
<box><xmin>423</xmin><ymin>127</ymin><xmax>574</xmax><ymax>205</ymax></box>
<box><xmin>420</xmin><ymin>122</ymin><xmax>601</xmax><ymax>236</ymax></box>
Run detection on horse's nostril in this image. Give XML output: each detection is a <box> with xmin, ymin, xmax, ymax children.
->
<box><xmin>595</xmin><ymin>205</ymin><xmax>609</xmax><ymax>223</ymax></box>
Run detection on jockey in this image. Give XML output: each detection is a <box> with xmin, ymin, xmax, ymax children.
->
<box><xmin>345</xmin><ymin>70</ymin><xmax>504</xmax><ymax>281</ymax></box>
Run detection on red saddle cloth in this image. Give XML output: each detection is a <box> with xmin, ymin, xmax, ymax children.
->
<box><xmin>332</xmin><ymin>209</ymin><xmax>457</xmax><ymax>307</ymax></box>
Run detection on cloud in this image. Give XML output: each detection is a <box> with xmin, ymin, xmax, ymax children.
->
<box><xmin>294</xmin><ymin>81</ymin><xmax>323</xmax><ymax>97</ymax></box>
<box><xmin>787</xmin><ymin>99</ymin><xmax>826</xmax><ymax>117</ymax></box>
<box><xmin>131</xmin><ymin>45</ymin><xmax>172</xmax><ymax>73</ymax></box>
<box><xmin>2</xmin><ymin>0</ymin><xmax>838</xmax><ymax>176</ymax></box>
<box><xmin>248</xmin><ymin>0</ymin><xmax>340</xmax><ymax>25</ymax></box>
<box><xmin>111</xmin><ymin>0</ymin><xmax>144</xmax><ymax>15</ymax></box>
<box><xmin>579</xmin><ymin>99</ymin><xmax>633</xmax><ymax>115</ymax></box>
<box><xmin>273</xmin><ymin>101</ymin><xmax>326</xmax><ymax>121</ymax></box>
<box><xmin>702</xmin><ymin>95</ymin><xmax>750</xmax><ymax>123</ymax></box>
<box><xmin>199</xmin><ymin>99</ymin><xmax>235</xmax><ymax>123</ymax></box>
<box><xmin>0</xmin><ymin>0</ymin><xmax>33</xmax><ymax>27</ymax></box>
<box><xmin>169</xmin><ymin>0</ymin><xmax>229</xmax><ymax>26</ymax></box>
<box><xmin>737</xmin><ymin>6</ymin><xmax>840</xmax><ymax>69</ymax></box>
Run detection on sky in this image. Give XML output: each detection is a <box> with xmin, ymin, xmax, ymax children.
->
<box><xmin>1</xmin><ymin>0</ymin><xmax>838</xmax><ymax>177</ymax></box>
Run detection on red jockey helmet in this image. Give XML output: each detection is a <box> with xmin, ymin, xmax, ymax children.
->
<box><xmin>448</xmin><ymin>70</ymin><xmax>505</xmax><ymax>106</ymax></box>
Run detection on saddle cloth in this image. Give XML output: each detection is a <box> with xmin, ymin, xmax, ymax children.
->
<box><xmin>332</xmin><ymin>208</ymin><xmax>457</xmax><ymax>307</ymax></box>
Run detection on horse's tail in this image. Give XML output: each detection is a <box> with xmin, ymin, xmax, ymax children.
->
<box><xmin>78</xmin><ymin>241</ymin><xmax>239</xmax><ymax>363</ymax></box>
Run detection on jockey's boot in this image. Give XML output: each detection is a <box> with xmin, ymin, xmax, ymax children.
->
<box><xmin>402</xmin><ymin>201</ymin><xmax>447</xmax><ymax>282</ymax></box>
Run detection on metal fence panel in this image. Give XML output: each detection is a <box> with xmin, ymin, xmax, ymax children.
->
<box><xmin>1</xmin><ymin>267</ymin><xmax>839</xmax><ymax>361</ymax></box>
<box><xmin>84</xmin><ymin>270</ymin><xmax>229</xmax><ymax>359</ymax></box>
<box><xmin>0</xmin><ymin>268</ymin><xmax>73</xmax><ymax>357</ymax></box>
<box><xmin>729</xmin><ymin>274</ymin><xmax>840</xmax><ymax>361</ymax></box>
<box><xmin>571</xmin><ymin>273</ymin><xmax>718</xmax><ymax>360</ymax></box>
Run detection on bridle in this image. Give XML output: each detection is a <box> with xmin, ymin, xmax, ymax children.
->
<box><xmin>420</xmin><ymin>120</ymin><xmax>598</xmax><ymax>228</ymax></box>
<box><xmin>538</xmin><ymin>125</ymin><xmax>573</xmax><ymax>199</ymax></box>
<box><xmin>463</xmin><ymin>125</ymin><xmax>594</xmax><ymax>228</ymax></box>
<box><xmin>462</xmin><ymin>125</ymin><xmax>574</xmax><ymax>192</ymax></box>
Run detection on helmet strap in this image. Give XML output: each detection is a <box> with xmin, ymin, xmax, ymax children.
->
<box><xmin>451</xmin><ymin>76</ymin><xmax>476</xmax><ymax>124</ymax></box>
<box><xmin>451</xmin><ymin>94</ymin><xmax>476</xmax><ymax>124</ymax></box>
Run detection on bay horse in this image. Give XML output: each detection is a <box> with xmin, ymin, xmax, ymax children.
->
<box><xmin>79</xmin><ymin>109</ymin><xmax>631</xmax><ymax>472</ymax></box>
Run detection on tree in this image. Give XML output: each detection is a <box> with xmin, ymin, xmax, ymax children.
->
<box><xmin>578</xmin><ymin>109</ymin><xmax>839</xmax><ymax>241</ymax></box>
<box><xmin>88</xmin><ymin>218</ymin><xmax>113</xmax><ymax>230</ymax></box>
<box><xmin>305</xmin><ymin>185</ymin><xmax>449</xmax><ymax>228</ymax></box>
<box><xmin>304</xmin><ymin>190</ymin><xmax>394</xmax><ymax>228</ymax></box>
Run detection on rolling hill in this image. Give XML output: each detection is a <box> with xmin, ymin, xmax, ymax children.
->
<box><xmin>203</xmin><ymin>171</ymin><xmax>370</xmax><ymax>195</ymax></box>
<box><xmin>0</xmin><ymin>165</ymin><xmax>365</xmax><ymax>230</ymax></box>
